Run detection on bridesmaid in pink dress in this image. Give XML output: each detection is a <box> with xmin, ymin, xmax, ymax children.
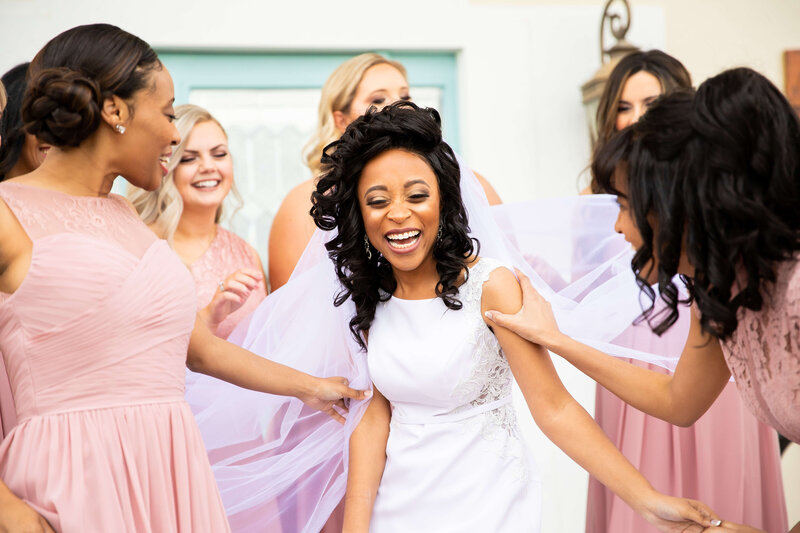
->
<box><xmin>0</xmin><ymin>24</ymin><xmax>369</xmax><ymax>533</ymax></box>
<box><xmin>130</xmin><ymin>104</ymin><xmax>266</xmax><ymax>339</ymax></box>
<box><xmin>583</xmin><ymin>51</ymin><xmax>785</xmax><ymax>532</ymax></box>
<box><xmin>486</xmin><ymin>68</ymin><xmax>799</xmax><ymax>533</ymax></box>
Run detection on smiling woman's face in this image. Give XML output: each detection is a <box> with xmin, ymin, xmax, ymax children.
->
<box><xmin>357</xmin><ymin>148</ymin><xmax>440</xmax><ymax>275</ymax></box>
<box><xmin>114</xmin><ymin>66</ymin><xmax>181</xmax><ymax>191</ymax></box>
<box><xmin>172</xmin><ymin>120</ymin><xmax>233</xmax><ymax>211</ymax></box>
<box><xmin>615</xmin><ymin>71</ymin><xmax>663</xmax><ymax>131</ymax></box>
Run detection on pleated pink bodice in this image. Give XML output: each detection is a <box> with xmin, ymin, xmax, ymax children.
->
<box><xmin>0</xmin><ymin>182</ymin><xmax>230</xmax><ymax>532</ymax></box>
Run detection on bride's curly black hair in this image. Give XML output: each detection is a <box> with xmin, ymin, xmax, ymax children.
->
<box><xmin>595</xmin><ymin>68</ymin><xmax>800</xmax><ymax>340</ymax></box>
<box><xmin>311</xmin><ymin>101</ymin><xmax>478</xmax><ymax>349</ymax></box>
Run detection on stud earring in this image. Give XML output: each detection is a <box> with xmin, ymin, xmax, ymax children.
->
<box><xmin>364</xmin><ymin>234</ymin><xmax>372</xmax><ymax>260</ymax></box>
<box><xmin>115</xmin><ymin>124</ymin><xmax>126</xmax><ymax>135</ymax></box>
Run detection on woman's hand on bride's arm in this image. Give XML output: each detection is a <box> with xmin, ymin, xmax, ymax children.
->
<box><xmin>481</xmin><ymin>268</ymin><xmax>720</xmax><ymax>533</ymax></box>
<box><xmin>483</xmin><ymin>268</ymin><xmax>563</xmax><ymax>348</ymax></box>
<box><xmin>0</xmin><ymin>483</ymin><xmax>56</xmax><ymax>533</ymax></box>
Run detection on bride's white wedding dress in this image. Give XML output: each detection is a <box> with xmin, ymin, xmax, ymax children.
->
<box><xmin>368</xmin><ymin>257</ymin><xmax>541</xmax><ymax>532</ymax></box>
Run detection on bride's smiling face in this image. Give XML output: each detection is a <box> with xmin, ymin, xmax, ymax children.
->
<box><xmin>358</xmin><ymin>149</ymin><xmax>440</xmax><ymax>274</ymax></box>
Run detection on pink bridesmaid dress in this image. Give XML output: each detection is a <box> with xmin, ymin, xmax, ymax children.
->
<box><xmin>0</xmin><ymin>182</ymin><xmax>231</xmax><ymax>532</ymax></box>
<box><xmin>189</xmin><ymin>226</ymin><xmax>266</xmax><ymax>339</ymax></box>
<box><xmin>587</xmin><ymin>312</ymin><xmax>788</xmax><ymax>532</ymax></box>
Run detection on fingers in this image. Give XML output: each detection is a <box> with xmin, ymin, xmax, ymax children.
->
<box><xmin>484</xmin><ymin>310</ymin><xmax>512</xmax><ymax>329</ymax></box>
<box><xmin>513</xmin><ymin>267</ymin><xmax>543</xmax><ymax>302</ymax></box>
<box><xmin>325</xmin><ymin>406</ymin><xmax>346</xmax><ymax>424</ymax></box>
<box><xmin>335</xmin><ymin>398</ymin><xmax>349</xmax><ymax>413</ymax></box>
<box><xmin>341</xmin><ymin>385</ymin><xmax>373</xmax><ymax>401</ymax></box>
<box><xmin>689</xmin><ymin>499</ymin><xmax>721</xmax><ymax>528</ymax></box>
<box><xmin>234</xmin><ymin>267</ymin><xmax>264</xmax><ymax>281</ymax></box>
<box><xmin>331</xmin><ymin>376</ymin><xmax>373</xmax><ymax>401</ymax></box>
<box><xmin>682</xmin><ymin>499</ymin><xmax>721</xmax><ymax>528</ymax></box>
<box><xmin>221</xmin><ymin>279</ymin><xmax>252</xmax><ymax>300</ymax></box>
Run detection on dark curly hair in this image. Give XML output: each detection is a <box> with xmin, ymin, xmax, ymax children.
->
<box><xmin>594</xmin><ymin>89</ymin><xmax>695</xmax><ymax>335</ymax></box>
<box><xmin>595</xmin><ymin>68</ymin><xmax>800</xmax><ymax>339</ymax></box>
<box><xmin>22</xmin><ymin>23</ymin><xmax>160</xmax><ymax>148</ymax></box>
<box><xmin>0</xmin><ymin>63</ymin><xmax>31</xmax><ymax>179</ymax></box>
<box><xmin>311</xmin><ymin>101</ymin><xmax>478</xmax><ymax>349</ymax></box>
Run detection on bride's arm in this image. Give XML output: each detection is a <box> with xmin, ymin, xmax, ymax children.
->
<box><xmin>481</xmin><ymin>267</ymin><xmax>720</xmax><ymax>532</ymax></box>
<box><xmin>343</xmin><ymin>388</ymin><xmax>391</xmax><ymax>533</ymax></box>
<box><xmin>484</xmin><ymin>270</ymin><xmax>731</xmax><ymax>426</ymax></box>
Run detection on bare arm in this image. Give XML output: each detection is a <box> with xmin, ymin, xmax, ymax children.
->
<box><xmin>482</xmin><ymin>268</ymin><xmax>719</xmax><ymax>531</ymax></box>
<box><xmin>473</xmin><ymin>171</ymin><xmax>502</xmax><ymax>205</ymax></box>
<box><xmin>342</xmin><ymin>388</ymin><xmax>391</xmax><ymax>533</ymax></box>
<box><xmin>0</xmin><ymin>199</ymin><xmax>31</xmax><ymax>295</ymax></box>
<box><xmin>268</xmin><ymin>180</ymin><xmax>318</xmax><ymax>292</ymax></box>
<box><xmin>0</xmin><ymin>483</ymin><xmax>55</xmax><ymax>533</ymax></box>
<box><xmin>485</xmin><ymin>269</ymin><xmax>731</xmax><ymax>426</ymax></box>
<box><xmin>187</xmin><ymin>317</ymin><xmax>371</xmax><ymax>422</ymax></box>
<box><xmin>0</xmin><ymin>201</ymin><xmax>55</xmax><ymax>532</ymax></box>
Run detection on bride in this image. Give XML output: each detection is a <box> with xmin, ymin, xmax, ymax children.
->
<box><xmin>310</xmin><ymin>101</ymin><xmax>720</xmax><ymax>532</ymax></box>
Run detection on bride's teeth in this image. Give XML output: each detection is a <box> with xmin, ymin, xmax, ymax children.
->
<box><xmin>386</xmin><ymin>230</ymin><xmax>421</xmax><ymax>249</ymax></box>
<box><xmin>387</xmin><ymin>230</ymin><xmax>420</xmax><ymax>241</ymax></box>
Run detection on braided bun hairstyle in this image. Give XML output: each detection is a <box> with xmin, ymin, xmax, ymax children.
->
<box><xmin>23</xmin><ymin>24</ymin><xmax>160</xmax><ymax>148</ymax></box>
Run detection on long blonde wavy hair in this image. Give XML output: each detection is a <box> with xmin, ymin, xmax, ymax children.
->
<box><xmin>129</xmin><ymin>103</ymin><xmax>242</xmax><ymax>242</ymax></box>
<box><xmin>302</xmin><ymin>53</ymin><xmax>407</xmax><ymax>176</ymax></box>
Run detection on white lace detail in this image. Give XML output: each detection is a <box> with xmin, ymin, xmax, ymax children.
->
<box><xmin>448</xmin><ymin>258</ymin><xmax>525</xmax><ymax>476</ymax></box>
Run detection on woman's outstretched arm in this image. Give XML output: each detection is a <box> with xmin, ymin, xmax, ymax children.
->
<box><xmin>187</xmin><ymin>317</ymin><xmax>371</xmax><ymax>422</ymax></box>
<box><xmin>485</xmin><ymin>269</ymin><xmax>731</xmax><ymax>426</ymax></box>
<box><xmin>481</xmin><ymin>267</ymin><xmax>720</xmax><ymax>532</ymax></box>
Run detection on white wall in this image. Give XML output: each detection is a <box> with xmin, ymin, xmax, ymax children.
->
<box><xmin>0</xmin><ymin>0</ymin><xmax>666</xmax><ymax>204</ymax></box>
<box><xmin>1</xmin><ymin>0</ymin><xmax>798</xmax><ymax>201</ymax></box>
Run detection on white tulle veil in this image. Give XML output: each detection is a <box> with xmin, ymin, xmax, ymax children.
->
<box><xmin>184</xmin><ymin>155</ymin><xmax>687</xmax><ymax>532</ymax></box>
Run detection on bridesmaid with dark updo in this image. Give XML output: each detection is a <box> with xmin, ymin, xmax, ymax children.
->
<box><xmin>0</xmin><ymin>24</ymin><xmax>368</xmax><ymax>532</ymax></box>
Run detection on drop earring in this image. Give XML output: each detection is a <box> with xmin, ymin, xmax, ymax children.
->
<box><xmin>436</xmin><ymin>224</ymin><xmax>443</xmax><ymax>242</ymax></box>
<box><xmin>364</xmin><ymin>234</ymin><xmax>372</xmax><ymax>260</ymax></box>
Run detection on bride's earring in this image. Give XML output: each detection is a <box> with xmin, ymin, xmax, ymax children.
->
<box><xmin>364</xmin><ymin>234</ymin><xmax>372</xmax><ymax>260</ymax></box>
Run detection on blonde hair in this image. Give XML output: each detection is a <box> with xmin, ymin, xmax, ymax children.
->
<box><xmin>302</xmin><ymin>53</ymin><xmax>407</xmax><ymax>176</ymax></box>
<box><xmin>129</xmin><ymin>103</ymin><xmax>242</xmax><ymax>242</ymax></box>
<box><xmin>0</xmin><ymin>81</ymin><xmax>6</xmax><ymax>114</ymax></box>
